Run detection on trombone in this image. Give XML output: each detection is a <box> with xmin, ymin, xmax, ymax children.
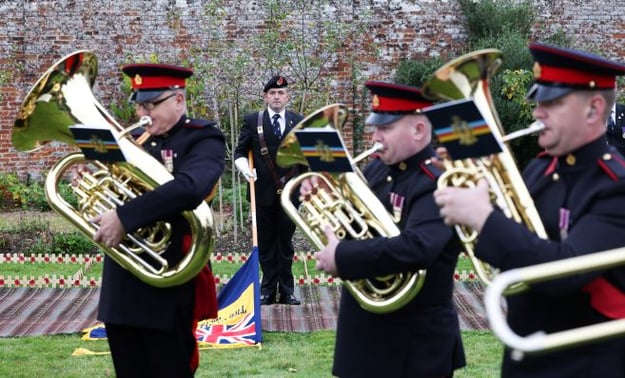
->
<box><xmin>485</xmin><ymin>246</ymin><xmax>625</xmax><ymax>361</ymax></box>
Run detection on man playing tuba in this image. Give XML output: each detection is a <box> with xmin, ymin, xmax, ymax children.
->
<box><xmin>307</xmin><ymin>81</ymin><xmax>466</xmax><ymax>378</ymax></box>
<box><xmin>92</xmin><ymin>63</ymin><xmax>225</xmax><ymax>377</ymax></box>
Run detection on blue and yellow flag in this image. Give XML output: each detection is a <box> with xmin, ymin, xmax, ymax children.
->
<box><xmin>195</xmin><ymin>247</ymin><xmax>262</xmax><ymax>349</ymax></box>
<box><xmin>80</xmin><ymin>248</ymin><xmax>262</xmax><ymax>350</ymax></box>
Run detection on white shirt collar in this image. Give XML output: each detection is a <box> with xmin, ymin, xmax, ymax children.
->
<box><xmin>269</xmin><ymin>109</ymin><xmax>285</xmax><ymax>118</ymax></box>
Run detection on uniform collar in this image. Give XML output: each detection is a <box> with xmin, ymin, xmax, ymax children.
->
<box><xmin>154</xmin><ymin>115</ymin><xmax>187</xmax><ymax>139</ymax></box>
<box><xmin>268</xmin><ymin>109</ymin><xmax>285</xmax><ymax>119</ymax></box>
<box><xmin>557</xmin><ymin>137</ymin><xmax>609</xmax><ymax>167</ymax></box>
<box><xmin>388</xmin><ymin>145</ymin><xmax>435</xmax><ymax>175</ymax></box>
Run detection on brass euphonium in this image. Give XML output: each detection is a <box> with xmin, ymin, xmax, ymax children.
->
<box><xmin>276</xmin><ymin>103</ymin><xmax>425</xmax><ymax>314</ymax></box>
<box><xmin>12</xmin><ymin>50</ymin><xmax>214</xmax><ymax>288</ymax></box>
<box><xmin>422</xmin><ymin>49</ymin><xmax>547</xmax><ymax>292</ymax></box>
<box><xmin>485</xmin><ymin>246</ymin><xmax>625</xmax><ymax>359</ymax></box>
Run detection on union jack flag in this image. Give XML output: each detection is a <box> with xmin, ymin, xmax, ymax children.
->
<box><xmin>196</xmin><ymin>312</ymin><xmax>257</xmax><ymax>346</ymax></box>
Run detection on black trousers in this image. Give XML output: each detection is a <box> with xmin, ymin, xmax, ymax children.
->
<box><xmin>105</xmin><ymin>305</ymin><xmax>196</xmax><ymax>378</ymax></box>
<box><xmin>256</xmin><ymin>202</ymin><xmax>296</xmax><ymax>298</ymax></box>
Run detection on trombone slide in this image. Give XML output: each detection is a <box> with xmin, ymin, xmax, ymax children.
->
<box><xmin>485</xmin><ymin>246</ymin><xmax>625</xmax><ymax>360</ymax></box>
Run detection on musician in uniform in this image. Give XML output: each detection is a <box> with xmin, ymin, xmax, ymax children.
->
<box><xmin>91</xmin><ymin>63</ymin><xmax>225</xmax><ymax>377</ymax></box>
<box><xmin>434</xmin><ymin>43</ymin><xmax>625</xmax><ymax>377</ymax></box>
<box><xmin>233</xmin><ymin>76</ymin><xmax>304</xmax><ymax>305</ymax></box>
<box><xmin>307</xmin><ymin>82</ymin><xmax>466</xmax><ymax>377</ymax></box>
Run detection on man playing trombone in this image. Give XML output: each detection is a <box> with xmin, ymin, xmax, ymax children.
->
<box><xmin>434</xmin><ymin>43</ymin><xmax>625</xmax><ymax>377</ymax></box>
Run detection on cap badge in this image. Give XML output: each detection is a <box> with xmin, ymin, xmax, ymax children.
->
<box><xmin>277</xmin><ymin>77</ymin><xmax>284</xmax><ymax>86</ymax></box>
<box><xmin>134</xmin><ymin>74</ymin><xmax>142</xmax><ymax>86</ymax></box>
<box><xmin>372</xmin><ymin>94</ymin><xmax>380</xmax><ymax>109</ymax></box>
<box><xmin>589</xmin><ymin>80</ymin><xmax>596</xmax><ymax>89</ymax></box>
<box><xmin>533</xmin><ymin>62</ymin><xmax>542</xmax><ymax>79</ymax></box>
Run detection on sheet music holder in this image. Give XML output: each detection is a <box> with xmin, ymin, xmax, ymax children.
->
<box><xmin>424</xmin><ymin>98</ymin><xmax>503</xmax><ymax>160</ymax></box>
<box><xmin>69</xmin><ymin>124</ymin><xmax>127</xmax><ymax>162</ymax></box>
<box><xmin>294</xmin><ymin>127</ymin><xmax>354</xmax><ymax>172</ymax></box>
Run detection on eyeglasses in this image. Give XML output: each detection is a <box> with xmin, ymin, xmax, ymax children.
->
<box><xmin>134</xmin><ymin>93</ymin><xmax>177</xmax><ymax>111</ymax></box>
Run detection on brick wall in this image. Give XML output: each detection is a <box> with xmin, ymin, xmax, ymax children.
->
<box><xmin>1</xmin><ymin>0</ymin><xmax>624</xmax><ymax>180</ymax></box>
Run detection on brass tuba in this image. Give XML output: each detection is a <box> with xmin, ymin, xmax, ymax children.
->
<box><xmin>12</xmin><ymin>50</ymin><xmax>214</xmax><ymax>288</ymax></box>
<box><xmin>276</xmin><ymin>103</ymin><xmax>425</xmax><ymax>314</ymax></box>
<box><xmin>422</xmin><ymin>49</ymin><xmax>547</xmax><ymax>292</ymax></box>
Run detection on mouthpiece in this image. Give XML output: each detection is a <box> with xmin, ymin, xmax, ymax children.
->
<box><xmin>119</xmin><ymin>116</ymin><xmax>153</xmax><ymax>139</ymax></box>
<box><xmin>501</xmin><ymin>121</ymin><xmax>544</xmax><ymax>143</ymax></box>
<box><xmin>353</xmin><ymin>142</ymin><xmax>383</xmax><ymax>164</ymax></box>
<box><xmin>138</xmin><ymin>116</ymin><xmax>153</xmax><ymax>128</ymax></box>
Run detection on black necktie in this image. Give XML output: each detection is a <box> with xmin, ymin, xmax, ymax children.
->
<box><xmin>272</xmin><ymin>114</ymin><xmax>281</xmax><ymax>138</ymax></box>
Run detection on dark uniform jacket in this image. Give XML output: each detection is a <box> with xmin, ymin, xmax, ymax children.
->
<box><xmin>233</xmin><ymin>109</ymin><xmax>304</xmax><ymax>204</ymax></box>
<box><xmin>98</xmin><ymin>116</ymin><xmax>225</xmax><ymax>330</ymax></box>
<box><xmin>331</xmin><ymin>146</ymin><xmax>466</xmax><ymax>378</ymax></box>
<box><xmin>475</xmin><ymin>138</ymin><xmax>625</xmax><ymax>377</ymax></box>
<box><xmin>605</xmin><ymin>103</ymin><xmax>625</xmax><ymax>156</ymax></box>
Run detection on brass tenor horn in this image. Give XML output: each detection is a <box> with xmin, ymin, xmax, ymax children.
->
<box><xmin>12</xmin><ymin>50</ymin><xmax>214</xmax><ymax>288</ymax></box>
<box><xmin>423</xmin><ymin>49</ymin><xmax>547</xmax><ymax>292</ymax></box>
<box><xmin>485</xmin><ymin>247</ymin><xmax>625</xmax><ymax>360</ymax></box>
<box><xmin>277</xmin><ymin>104</ymin><xmax>425</xmax><ymax>314</ymax></box>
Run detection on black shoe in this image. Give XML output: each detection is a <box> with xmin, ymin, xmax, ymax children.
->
<box><xmin>278</xmin><ymin>293</ymin><xmax>301</xmax><ymax>305</ymax></box>
<box><xmin>260</xmin><ymin>293</ymin><xmax>276</xmax><ymax>305</ymax></box>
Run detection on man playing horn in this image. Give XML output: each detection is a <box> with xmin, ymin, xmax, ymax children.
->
<box><xmin>92</xmin><ymin>63</ymin><xmax>225</xmax><ymax>377</ymax></box>
<box><xmin>434</xmin><ymin>43</ymin><xmax>625</xmax><ymax>377</ymax></box>
<box><xmin>306</xmin><ymin>81</ymin><xmax>466</xmax><ymax>378</ymax></box>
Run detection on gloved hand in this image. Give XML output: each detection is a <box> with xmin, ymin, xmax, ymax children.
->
<box><xmin>235</xmin><ymin>157</ymin><xmax>257</xmax><ymax>182</ymax></box>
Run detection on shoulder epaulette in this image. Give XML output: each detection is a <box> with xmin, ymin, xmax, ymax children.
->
<box><xmin>183</xmin><ymin>118</ymin><xmax>217</xmax><ymax>129</ymax></box>
<box><xmin>597</xmin><ymin>153</ymin><xmax>625</xmax><ymax>182</ymax></box>
<box><xmin>530</xmin><ymin>151</ymin><xmax>557</xmax><ymax>176</ymax></box>
<box><xmin>419</xmin><ymin>159</ymin><xmax>438</xmax><ymax>181</ymax></box>
<box><xmin>536</xmin><ymin>150</ymin><xmax>551</xmax><ymax>159</ymax></box>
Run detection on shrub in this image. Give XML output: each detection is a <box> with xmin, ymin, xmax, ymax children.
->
<box><xmin>0</xmin><ymin>174</ymin><xmax>48</xmax><ymax>211</ymax></box>
<box><xmin>53</xmin><ymin>232</ymin><xmax>98</xmax><ymax>255</ymax></box>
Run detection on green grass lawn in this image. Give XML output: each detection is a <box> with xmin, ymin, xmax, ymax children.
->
<box><xmin>0</xmin><ymin>330</ymin><xmax>503</xmax><ymax>377</ymax></box>
<box><xmin>0</xmin><ymin>253</ymin><xmax>499</xmax><ymax>377</ymax></box>
<box><xmin>0</xmin><ymin>212</ymin><xmax>495</xmax><ymax>376</ymax></box>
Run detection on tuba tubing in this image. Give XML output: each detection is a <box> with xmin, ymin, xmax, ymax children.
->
<box><xmin>13</xmin><ymin>50</ymin><xmax>214</xmax><ymax>288</ymax></box>
<box><xmin>485</xmin><ymin>246</ymin><xmax>625</xmax><ymax>360</ymax></box>
<box><xmin>423</xmin><ymin>49</ymin><xmax>548</xmax><ymax>293</ymax></box>
<box><xmin>277</xmin><ymin>103</ymin><xmax>425</xmax><ymax>313</ymax></box>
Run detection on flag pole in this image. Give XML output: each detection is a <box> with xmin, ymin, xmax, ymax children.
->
<box><xmin>248</xmin><ymin>150</ymin><xmax>258</xmax><ymax>247</ymax></box>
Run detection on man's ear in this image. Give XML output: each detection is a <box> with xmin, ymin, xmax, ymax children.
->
<box><xmin>414</xmin><ymin>121</ymin><xmax>427</xmax><ymax>139</ymax></box>
<box><xmin>587</xmin><ymin>94</ymin><xmax>606</xmax><ymax>120</ymax></box>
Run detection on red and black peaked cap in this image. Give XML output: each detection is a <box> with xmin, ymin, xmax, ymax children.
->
<box><xmin>526</xmin><ymin>43</ymin><xmax>625</xmax><ymax>102</ymax></box>
<box><xmin>364</xmin><ymin>81</ymin><xmax>432</xmax><ymax>126</ymax></box>
<box><xmin>122</xmin><ymin>63</ymin><xmax>193</xmax><ymax>103</ymax></box>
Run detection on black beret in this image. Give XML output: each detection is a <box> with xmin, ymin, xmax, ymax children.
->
<box><xmin>263</xmin><ymin>75</ymin><xmax>288</xmax><ymax>92</ymax></box>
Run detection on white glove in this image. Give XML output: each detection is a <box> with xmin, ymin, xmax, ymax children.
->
<box><xmin>235</xmin><ymin>157</ymin><xmax>257</xmax><ymax>182</ymax></box>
